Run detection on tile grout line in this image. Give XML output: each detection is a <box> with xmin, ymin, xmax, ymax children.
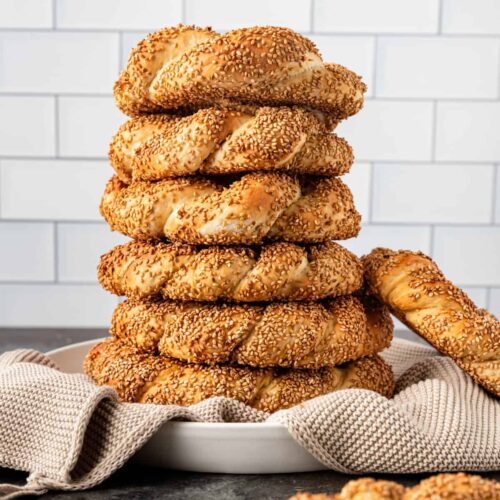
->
<box><xmin>51</xmin><ymin>0</ymin><xmax>57</xmax><ymax>28</ymax></box>
<box><xmin>54</xmin><ymin>95</ymin><xmax>59</xmax><ymax>157</ymax></box>
<box><xmin>181</xmin><ymin>0</ymin><xmax>187</xmax><ymax>23</ymax></box>
<box><xmin>497</xmin><ymin>38</ymin><xmax>500</xmax><ymax>99</ymax></box>
<box><xmin>431</xmin><ymin>100</ymin><xmax>438</xmax><ymax>161</ymax></box>
<box><xmin>0</xmin><ymin>280</ymin><xmax>100</xmax><ymax>286</ymax></box>
<box><xmin>367</xmin><ymin>162</ymin><xmax>375</xmax><ymax>223</ymax></box>
<box><xmin>491</xmin><ymin>164</ymin><xmax>499</xmax><ymax>223</ymax></box>
<box><xmin>118</xmin><ymin>31</ymin><xmax>123</xmax><ymax>69</ymax></box>
<box><xmin>309</xmin><ymin>0</ymin><xmax>315</xmax><ymax>33</ymax></box>
<box><xmin>53</xmin><ymin>222</ymin><xmax>59</xmax><ymax>282</ymax></box>
<box><xmin>371</xmin><ymin>35</ymin><xmax>379</xmax><ymax>97</ymax></box>
<box><xmin>429</xmin><ymin>224</ymin><xmax>435</xmax><ymax>256</ymax></box>
<box><xmin>2</xmin><ymin>27</ymin><xmax>500</xmax><ymax>38</ymax></box>
<box><xmin>437</xmin><ymin>0</ymin><xmax>444</xmax><ymax>35</ymax></box>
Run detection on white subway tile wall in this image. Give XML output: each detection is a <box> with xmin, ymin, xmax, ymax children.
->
<box><xmin>57</xmin><ymin>223</ymin><xmax>127</xmax><ymax>283</ymax></box>
<box><xmin>56</xmin><ymin>0</ymin><xmax>183</xmax><ymax>30</ymax></box>
<box><xmin>435</xmin><ymin>102</ymin><xmax>500</xmax><ymax>162</ymax></box>
<box><xmin>0</xmin><ymin>160</ymin><xmax>110</xmax><ymax>220</ymax></box>
<box><xmin>58</xmin><ymin>97</ymin><xmax>124</xmax><ymax>158</ymax></box>
<box><xmin>336</xmin><ymin>100</ymin><xmax>434</xmax><ymax>161</ymax></box>
<box><xmin>0</xmin><ymin>0</ymin><xmax>498</xmax><ymax>328</ymax></box>
<box><xmin>0</xmin><ymin>0</ymin><xmax>53</xmax><ymax>28</ymax></box>
<box><xmin>0</xmin><ymin>32</ymin><xmax>119</xmax><ymax>93</ymax></box>
<box><xmin>0</xmin><ymin>97</ymin><xmax>56</xmax><ymax>156</ymax></box>
<box><xmin>371</xmin><ymin>164</ymin><xmax>494</xmax><ymax>223</ymax></box>
<box><xmin>185</xmin><ymin>0</ymin><xmax>312</xmax><ymax>31</ymax></box>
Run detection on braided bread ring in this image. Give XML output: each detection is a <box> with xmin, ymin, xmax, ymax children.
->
<box><xmin>100</xmin><ymin>173</ymin><xmax>361</xmax><ymax>244</ymax></box>
<box><xmin>363</xmin><ymin>248</ymin><xmax>500</xmax><ymax>397</ymax></box>
<box><xmin>84</xmin><ymin>340</ymin><xmax>394</xmax><ymax>412</ymax></box>
<box><xmin>114</xmin><ymin>25</ymin><xmax>366</xmax><ymax>119</ymax></box>
<box><xmin>98</xmin><ymin>240</ymin><xmax>363</xmax><ymax>302</ymax></box>
<box><xmin>109</xmin><ymin>106</ymin><xmax>352</xmax><ymax>182</ymax></box>
<box><xmin>110</xmin><ymin>296</ymin><xmax>393</xmax><ymax>369</ymax></box>
<box><xmin>109</xmin><ymin>107</ymin><xmax>354</xmax><ymax>183</ymax></box>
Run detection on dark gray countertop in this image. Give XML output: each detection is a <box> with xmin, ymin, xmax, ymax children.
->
<box><xmin>0</xmin><ymin>329</ymin><xmax>498</xmax><ymax>499</ymax></box>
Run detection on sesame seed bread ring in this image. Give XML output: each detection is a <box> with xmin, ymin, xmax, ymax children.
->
<box><xmin>109</xmin><ymin>296</ymin><xmax>393</xmax><ymax>369</ymax></box>
<box><xmin>114</xmin><ymin>25</ymin><xmax>366</xmax><ymax>119</ymax></box>
<box><xmin>109</xmin><ymin>106</ymin><xmax>353</xmax><ymax>182</ymax></box>
<box><xmin>84</xmin><ymin>339</ymin><xmax>394</xmax><ymax>412</ymax></box>
<box><xmin>98</xmin><ymin>240</ymin><xmax>363</xmax><ymax>302</ymax></box>
<box><xmin>405</xmin><ymin>473</ymin><xmax>500</xmax><ymax>499</ymax></box>
<box><xmin>289</xmin><ymin>473</ymin><xmax>500</xmax><ymax>500</ymax></box>
<box><xmin>100</xmin><ymin>173</ymin><xmax>361</xmax><ymax>244</ymax></box>
<box><xmin>114</xmin><ymin>25</ymin><xmax>218</xmax><ymax>116</ymax></box>
<box><xmin>363</xmin><ymin>248</ymin><xmax>500</xmax><ymax>397</ymax></box>
<box><xmin>289</xmin><ymin>478</ymin><xmax>405</xmax><ymax>499</ymax></box>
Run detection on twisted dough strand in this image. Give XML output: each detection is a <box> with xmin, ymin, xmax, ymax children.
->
<box><xmin>110</xmin><ymin>296</ymin><xmax>393</xmax><ymax>369</ymax></box>
<box><xmin>84</xmin><ymin>339</ymin><xmax>394</xmax><ymax>412</ymax></box>
<box><xmin>98</xmin><ymin>240</ymin><xmax>363</xmax><ymax>302</ymax></box>
<box><xmin>363</xmin><ymin>248</ymin><xmax>500</xmax><ymax>397</ymax></box>
<box><xmin>109</xmin><ymin>106</ymin><xmax>353</xmax><ymax>182</ymax></box>
<box><xmin>99</xmin><ymin>173</ymin><xmax>361</xmax><ymax>244</ymax></box>
<box><xmin>114</xmin><ymin>25</ymin><xmax>366</xmax><ymax>119</ymax></box>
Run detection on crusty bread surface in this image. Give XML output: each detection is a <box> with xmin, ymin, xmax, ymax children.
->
<box><xmin>100</xmin><ymin>173</ymin><xmax>361</xmax><ymax>244</ymax></box>
<box><xmin>288</xmin><ymin>473</ymin><xmax>500</xmax><ymax>499</ymax></box>
<box><xmin>98</xmin><ymin>240</ymin><xmax>363</xmax><ymax>302</ymax></box>
<box><xmin>363</xmin><ymin>248</ymin><xmax>500</xmax><ymax>398</ymax></box>
<box><xmin>84</xmin><ymin>340</ymin><xmax>394</xmax><ymax>412</ymax></box>
<box><xmin>114</xmin><ymin>25</ymin><xmax>366</xmax><ymax>119</ymax></box>
<box><xmin>109</xmin><ymin>106</ymin><xmax>352</xmax><ymax>182</ymax></box>
<box><xmin>109</xmin><ymin>295</ymin><xmax>393</xmax><ymax>368</ymax></box>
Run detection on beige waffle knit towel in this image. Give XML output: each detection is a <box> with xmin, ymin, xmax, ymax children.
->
<box><xmin>0</xmin><ymin>338</ymin><xmax>498</xmax><ymax>498</ymax></box>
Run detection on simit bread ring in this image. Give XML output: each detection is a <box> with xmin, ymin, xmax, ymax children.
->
<box><xmin>98</xmin><ymin>240</ymin><xmax>363</xmax><ymax>302</ymax></box>
<box><xmin>109</xmin><ymin>106</ymin><xmax>353</xmax><ymax>182</ymax></box>
<box><xmin>99</xmin><ymin>173</ymin><xmax>361</xmax><ymax>244</ymax></box>
<box><xmin>84</xmin><ymin>339</ymin><xmax>394</xmax><ymax>412</ymax></box>
<box><xmin>114</xmin><ymin>25</ymin><xmax>366</xmax><ymax>119</ymax></box>
<box><xmin>363</xmin><ymin>248</ymin><xmax>500</xmax><ymax>398</ymax></box>
<box><xmin>289</xmin><ymin>473</ymin><xmax>500</xmax><ymax>499</ymax></box>
<box><xmin>109</xmin><ymin>296</ymin><xmax>393</xmax><ymax>369</ymax></box>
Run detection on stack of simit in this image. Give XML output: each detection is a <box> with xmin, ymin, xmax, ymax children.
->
<box><xmin>85</xmin><ymin>25</ymin><xmax>395</xmax><ymax>413</ymax></box>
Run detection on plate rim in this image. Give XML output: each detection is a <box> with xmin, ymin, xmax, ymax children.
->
<box><xmin>46</xmin><ymin>336</ymin><xmax>426</xmax><ymax>430</ymax></box>
<box><xmin>46</xmin><ymin>338</ymin><xmax>286</xmax><ymax>430</ymax></box>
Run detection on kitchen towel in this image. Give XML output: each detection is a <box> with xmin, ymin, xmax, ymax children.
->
<box><xmin>0</xmin><ymin>338</ymin><xmax>499</xmax><ymax>498</ymax></box>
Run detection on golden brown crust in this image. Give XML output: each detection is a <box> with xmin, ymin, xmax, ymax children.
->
<box><xmin>109</xmin><ymin>106</ymin><xmax>353</xmax><ymax>182</ymax></box>
<box><xmin>115</xmin><ymin>25</ymin><xmax>366</xmax><ymax>119</ymax></box>
<box><xmin>289</xmin><ymin>473</ymin><xmax>500</xmax><ymax>499</ymax></box>
<box><xmin>98</xmin><ymin>240</ymin><xmax>363</xmax><ymax>302</ymax></box>
<box><xmin>363</xmin><ymin>248</ymin><xmax>500</xmax><ymax>398</ymax></box>
<box><xmin>266</xmin><ymin>175</ymin><xmax>360</xmax><ymax>243</ymax></box>
<box><xmin>84</xmin><ymin>340</ymin><xmax>394</xmax><ymax>412</ymax></box>
<box><xmin>114</xmin><ymin>25</ymin><xmax>218</xmax><ymax>116</ymax></box>
<box><xmin>99</xmin><ymin>173</ymin><xmax>361</xmax><ymax>244</ymax></box>
<box><xmin>405</xmin><ymin>472</ymin><xmax>500</xmax><ymax>499</ymax></box>
<box><xmin>109</xmin><ymin>296</ymin><xmax>393</xmax><ymax>369</ymax></box>
<box><xmin>290</xmin><ymin>478</ymin><xmax>405</xmax><ymax>499</ymax></box>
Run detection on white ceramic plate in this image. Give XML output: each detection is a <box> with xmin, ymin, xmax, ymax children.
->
<box><xmin>47</xmin><ymin>339</ymin><xmax>327</xmax><ymax>474</ymax></box>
